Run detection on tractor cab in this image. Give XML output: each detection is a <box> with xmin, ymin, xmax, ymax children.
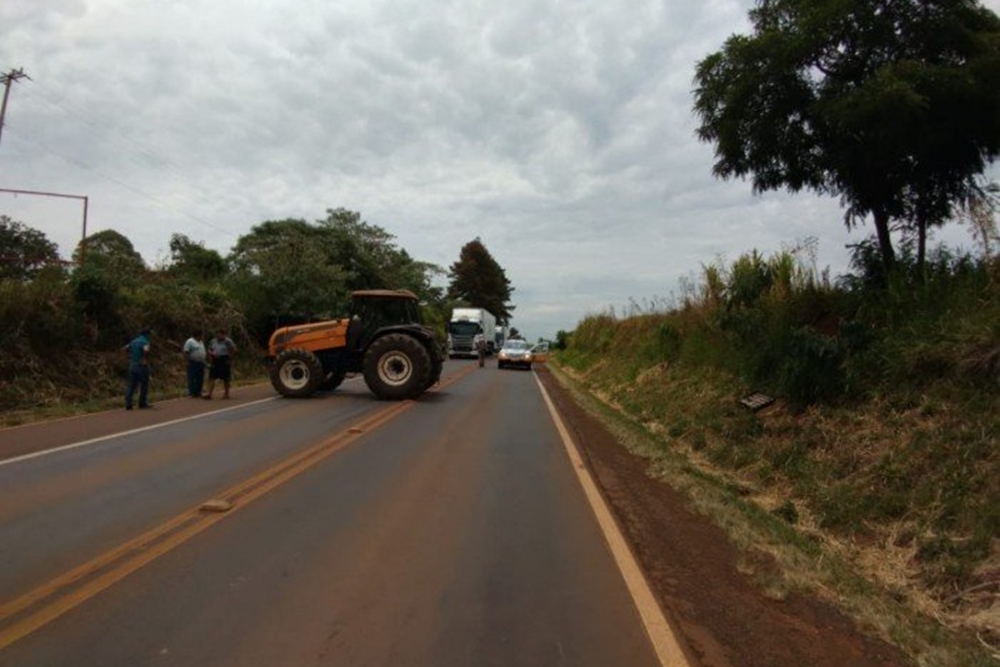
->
<box><xmin>346</xmin><ymin>289</ymin><xmax>425</xmax><ymax>351</ymax></box>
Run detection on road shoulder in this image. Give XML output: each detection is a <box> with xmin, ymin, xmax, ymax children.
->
<box><xmin>0</xmin><ymin>384</ymin><xmax>277</xmax><ymax>463</ymax></box>
<box><xmin>535</xmin><ymin>365</ymin><xmax>912</xmax><ymax>667</ymax></box>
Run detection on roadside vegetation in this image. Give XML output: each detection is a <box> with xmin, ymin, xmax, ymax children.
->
<box><xmin>618</xmin><ymin>3</ymin><xmax>1000</xmax><ymax>661</ymax></box>
<box><xmin>555</xmin><ymin>239</ymin><xmax>999</xmax><ymax>667</ymax></box>
<box><xmin>0</xmin><ymin>210</ymin><xmax>513</xmax><ymax>425</ymax></box>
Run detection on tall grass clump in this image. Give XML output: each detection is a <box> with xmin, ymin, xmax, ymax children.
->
<box><xmin>839</xmin><ymin>241</ymin><xmax>1000</xmax><ymax>394</ymax></box>
<box><xmin>711</xmin><ymin>248</ymin><xmax>850</xmax><ymax>409</ymax></box>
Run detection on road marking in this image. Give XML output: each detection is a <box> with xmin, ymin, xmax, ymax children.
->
<box><xmin>535</xmin><ymin>375</ymin><xmax>693</xmax><ymax>667</ymax></box>
<box><xmin>0</xmin><ymin>400</ymin><xmax>413</xmax><ymax>651</ymax></box>
<box><xmin>0</xmin><ymin>397</ymin><xmax>279</xmax><ymax>468</ymax></box>
<box><xmin>0</xmin><ymin>364</ymin><xmax>479</xmax><ymax>651</ymax></box>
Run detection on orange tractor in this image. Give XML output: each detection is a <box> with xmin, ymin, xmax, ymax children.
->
<box><xmin>266</xmin><ymin>289</ymin><xmax>444</xmax><ymax>400</ymax></box>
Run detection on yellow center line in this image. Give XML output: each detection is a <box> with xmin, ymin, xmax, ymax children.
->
<box><xmin>0</xmin><ymin>363</ymin><xmax>479</xmax><ymax>652</ymax></box>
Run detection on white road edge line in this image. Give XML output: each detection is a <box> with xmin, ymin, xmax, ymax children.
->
<box><xmin>535</xmin><ymin>374</ymin><xmax>692</xmax><ymax>667</ymax></box>
<box><xmin>0</xmin><ymin>397</ymin><xmax>278</xmax><ymax>468</ymax></box>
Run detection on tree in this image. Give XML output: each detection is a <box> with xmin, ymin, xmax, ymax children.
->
<box><xmin>73</xmin><ymin>229</ymin><xmax>146</xmax><ymax>284</ymax></box>
<box><xmin>228</xmin><ymin>218</ymin><xmax>351</xmax><ymax>334</ymax></box>
<box><xmin>447</xmin><ymin>238</ymin><xmax>514</xmax><ymax>322</ymax></box>
<box><xmin>0</xmin><ymin>216</ymin><xmax>62</xmax><ymax>281</ymax></box>
<box><xmin>168</xmin><ymin>233</ymin><xmax>226</xmax><ymax>283</ymax></box>
<box><xmin>317</xmin><ymin>208</ymin><xmax>444</xmax><ymax>300</ymax></box>
<box><xmin>228</xmin><ymin>210</ymin><xmax>445</xmax><ymax>338</ymax></box>
<box><xmin>693</xmin><ymin>0</ymin><xmax>1000</xmax><ymax>274</ymax></box>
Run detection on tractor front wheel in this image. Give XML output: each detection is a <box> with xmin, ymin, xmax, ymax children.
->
<box><xmin>270</xmin><ymin>348</ymin><xmax>323</xmax><ymax>398</ymax></box>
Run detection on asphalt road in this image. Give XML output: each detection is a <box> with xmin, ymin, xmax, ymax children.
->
<box><xmin>0</xmin><ymin>360</ymin><xmax>664</xmax><ymax>666</ymax></box>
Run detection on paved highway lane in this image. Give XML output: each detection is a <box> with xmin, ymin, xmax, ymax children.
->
<box><xmin>0</xmin><ymin>361</ymin><xmax>667</xmax><ymax>666</ymax></box>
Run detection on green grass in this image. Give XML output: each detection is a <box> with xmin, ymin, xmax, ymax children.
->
<box><xmin>554</xmin><ymin>249</ymin><xmax>999</xmax><ymax>665</ymax></box>
<box><xmin>550</xmin><ymin>361</ymin><xmax>997</xmax><ymax>667</ymax></box>
<box><xmin>0</xmin><ymin>352</ymin><xmax>268</xmax><ymax>428</ymax></box>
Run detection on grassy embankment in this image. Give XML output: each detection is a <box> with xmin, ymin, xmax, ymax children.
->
<box><xmin>0</xmin><ymin>347</ymin><xmax>267</xmax><ymax>427</ymax></box>
<box><xmin>0</xmin><ymin>276</ymin><xmax>267</xmax><ymax>426</ymax></box>
<box><xmin>554</xmin><ymin>246</ymin><xmax>998</xmax><ymax>667</ymax></box>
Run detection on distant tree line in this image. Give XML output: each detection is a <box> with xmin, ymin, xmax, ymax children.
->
<box><xmin>0</xmin><ymin>209</ymin><xmax>516</xmax><ymax>410</ymax></box>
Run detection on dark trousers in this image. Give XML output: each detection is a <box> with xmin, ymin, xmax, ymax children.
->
<box><xmin>125</xmin><ymin>364</ymin><xmax>150</xmax><ymax>409</ymax></box>
<box><xmin>187</xmin><ymin>360</ymin><xmax>205</xmax><ymax>397</ymax></box>
<box><xmin>209</xmin><ymin>356</ymin><xmax>231</xmax><ymax>381</ymax></box>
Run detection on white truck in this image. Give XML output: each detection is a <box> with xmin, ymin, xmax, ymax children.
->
<box><xmin>447</xmin><ymin>307</ymin><xmax>498</xmax><ymax>358</ymax></box>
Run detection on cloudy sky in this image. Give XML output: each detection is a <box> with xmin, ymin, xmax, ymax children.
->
<box><xmin>2</xmin><ymin>0</ymin><xmax>998</xmax><ymax>339</ymax></box>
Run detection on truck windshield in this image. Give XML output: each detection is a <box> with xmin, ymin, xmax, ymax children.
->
<box><xmin>448</xmin><ymin>321</ymin><xmax>482</xmax><ymax>336</ymax></box>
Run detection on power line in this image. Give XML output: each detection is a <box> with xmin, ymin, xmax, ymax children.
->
<box><xmin>23</xmin><ymin>81</ymin><xmax>197</xmax><ymax>184</ymax></box>
<box><xmin>12</xmin><ymin>78</ymin><xmax>291</xmax><ymax>243</ymax></box>
<box><xmin>4</xmin><ymin>120</ymin><xmax>238</xmax><ymax>240</ymax></box>
<box><xmin>4</xmin><ymin>73</ymin><xmax>339</xmax><ymax>248</ymax></box>
<box><xmin>18</xmin><ymin>82</ymin><xmax>240</xmax><ymax>235</ymax></box>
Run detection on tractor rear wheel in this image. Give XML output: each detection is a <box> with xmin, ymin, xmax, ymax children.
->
<box><xmin>424</xmin><ymin>354</ymin><xmax>443</xmax><ymax>391</ymax></box>
<box><xmin>363</xmin><ymin>333</ymin><xmax>431</xmax><ymax>400</ymax></box>
<box><xmin>270</xmin><ymin>348</ymin><xmax>323</xmax><ymax>398</ymax></box>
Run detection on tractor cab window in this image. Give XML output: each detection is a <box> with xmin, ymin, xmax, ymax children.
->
<box><xmin>405</xmin><ymin>299</ymin><xmax>423</xmax><ymax>324</ymax></box>
<box><xmin>350</xmin><ymin>296</ymin><xmax>419</xmax><ymax>327</ymax></box>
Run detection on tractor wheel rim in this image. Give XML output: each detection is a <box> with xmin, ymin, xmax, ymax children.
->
<box><xmin>280</xmin><ymin>360</ymin><xmax>311</xmax><ymax>390</ymax></box>
<box><xmin>378</xmin><ymin>351</ymin><xmax>412</xmax><ymax>386</ymax></box>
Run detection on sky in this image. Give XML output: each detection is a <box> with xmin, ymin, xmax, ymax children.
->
<box><xmin>2</xmin><ymin>0</ymin><xmax>998</xmax><ymax>340</ymax></box>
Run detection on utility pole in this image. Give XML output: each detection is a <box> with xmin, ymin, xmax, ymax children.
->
<box><xmin>0</xmin><ymin>68</ymin><xmax>30</xmax><ymax>148</ymax></box>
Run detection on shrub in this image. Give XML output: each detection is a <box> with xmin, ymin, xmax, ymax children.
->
<box><xmin>775</xmin><ymin>327</ymin><xmax>846</xmax><ymax>410</ymax></box>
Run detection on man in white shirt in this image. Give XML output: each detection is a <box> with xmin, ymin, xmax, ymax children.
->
<box><xmin>182</xmin><ymin>332</ymin><xmax>207</xmax><ymax>398</ymax></box>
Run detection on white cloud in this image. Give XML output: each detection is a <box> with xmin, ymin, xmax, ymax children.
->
<box><xmin>1</xmin><ymin>0</ymin><xmax>998</xmax><ymax>339</ymax></box>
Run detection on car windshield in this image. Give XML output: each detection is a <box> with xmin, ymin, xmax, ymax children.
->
<box><xmin>503</xmin><ymin>340</ymin><xmax>530</xmax><ymax>351</ymax></box>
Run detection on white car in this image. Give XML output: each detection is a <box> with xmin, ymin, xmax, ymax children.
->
<box><xmin>497</xmin><ymin>339</ymin><xmax>533</xmax><ymax>370</ymax></box>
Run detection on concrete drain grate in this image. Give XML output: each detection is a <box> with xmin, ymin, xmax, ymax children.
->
<box><xmin>740</xmin><ymin>392</ymin><xmax>775</xmax><ymax>411</ymax></box>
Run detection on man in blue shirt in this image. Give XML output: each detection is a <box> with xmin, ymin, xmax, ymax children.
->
<box><xmin>124</xmin><ymin>328</ymin><xmax>152</xmax><ymax>410</ymax></box>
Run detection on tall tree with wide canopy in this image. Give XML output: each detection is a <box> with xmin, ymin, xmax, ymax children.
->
<box><xmin>228</xmin><ymin>218</ymin><xmax>351</xmax><ymax>334</ymax></box>
<box><xmin>693</xmin><ymin>0</ymin><xmax>1000</xmax><ymax>273</ymax></box>
<box><xmin>228</xmin><ymin>210</ymin><xmax>444</xmax><ymax>336</ymax></box>
<box><xmin>317</xmin><ymin>208</ymin><xmax>444</xmax><ymax>301</ymax></box>
<box><xmin>447</xmin><ymin>238</ymin><xmax>514</xmax><ymax>323</ymax></box>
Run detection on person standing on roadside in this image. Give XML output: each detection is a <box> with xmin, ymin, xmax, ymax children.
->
<box><xmin>124</xmin><ymin>328</ymin><xmax>152</xmax><ymax>410</ymax></box>
<box><xmin>204</xmin><ymin>329</ymin><xmax>237</xmax><ymax>399</ymax></box>
<box><xmin>182</xmin><ymin>331</ymin><xmax>207</xmax><ymax>398</ymax></box>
